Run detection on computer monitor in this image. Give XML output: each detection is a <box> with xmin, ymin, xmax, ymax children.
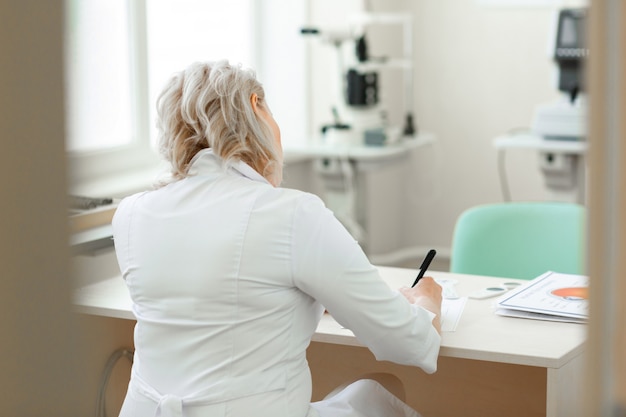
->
<box><xmin>554</xmin><ymin>8</ymin><xmax>588</xmax><ymax>97</ymax></box>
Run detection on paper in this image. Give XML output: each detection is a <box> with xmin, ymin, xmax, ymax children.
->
<box><xmin>495</xmin><ymin>271</ymin><xmax>588</xmax><ymax>323</ymax></box>
<box><xmin>494</xmin><ymin>308</ymin><xmax>585</xmax><ymax>324</ymax></box>
<box><xmin>441</xmin><ymin>297</ymin><xmax>467</xmax><ymax>332</ymax></box>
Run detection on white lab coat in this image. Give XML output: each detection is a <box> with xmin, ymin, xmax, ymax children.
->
<box><xmin>112</xmin><ymin>149</ymin><xmax>440</xmax><ymax>417</ymax></box>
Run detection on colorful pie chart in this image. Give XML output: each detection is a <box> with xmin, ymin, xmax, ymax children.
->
<box><xmin>551</xmin><ymin>287</ymin><xmax>588</xmax><ymax>301</ymax></box>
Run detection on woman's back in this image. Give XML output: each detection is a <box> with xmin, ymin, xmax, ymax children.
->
<box><xmin>114</xmin><ymin>151</ymin><xmax>321</xmax><ymax>416</ymax></box>
<box><xmin>114</xmin><ymin>60</ymin><xmax>442</xmax><ymax>417</ymax></box>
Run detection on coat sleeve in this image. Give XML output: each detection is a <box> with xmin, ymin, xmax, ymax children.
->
<box><xmin>290</xmin><ymin>194</ymin><xmax>441</xmax><ymax>373</ymax></box>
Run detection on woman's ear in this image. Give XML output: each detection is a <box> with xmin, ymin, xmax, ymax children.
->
<box><xmin>250</xmin><ymin>93</ymin><xmax>259</xmax><ymax>113</ymax></box>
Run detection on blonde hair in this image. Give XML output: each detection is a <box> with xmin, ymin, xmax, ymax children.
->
<box><xmin>156</xmin><ymin>60</ymin><xmax>282</xmax><ymax>185</ymax></box>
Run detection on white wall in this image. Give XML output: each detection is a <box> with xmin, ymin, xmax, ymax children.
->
<box><xmin>303</xmin><ymin>0</ymin><xmax>577</xmax><ymax>263</ymax></box>
<box><xmin>408</xmin><ymin>0</ymin><xmax>562</xmax><ymax>252</ymax></box>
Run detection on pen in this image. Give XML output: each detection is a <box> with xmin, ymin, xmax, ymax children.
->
<box><xmin>412</xmin><ymin>249</ymin><xmax>437</xmax><ymax>287</ymax></box>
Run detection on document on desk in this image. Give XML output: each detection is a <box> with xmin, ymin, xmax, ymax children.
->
<box><xmin>441</xmin><ymin>297</ymin><xmax>466</xmax><ymax>332</ymax></box>
<box><xmin>495</xmin><ymin>271</ymin><xmax>588</xmax><ymax>324</ymax></box>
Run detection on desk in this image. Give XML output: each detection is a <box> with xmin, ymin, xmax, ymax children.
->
<box><xmin>74</xmin><ymin>266</ymin><xmax>586</xmax><ymax>417</ymax></box>
<box><xmin>493</xmin><ymin>133</ymin><xmax>587</xmax><ymax>154</ymax></box>
<box><xmin>493</xmin><ymin>133</ymin><xmax>587</xmax><ymax>204</ymax></box>
<box><xmin>283</xmin><ymin>132</ymin><xmax>435</xmax><ymax>162</ymax></box>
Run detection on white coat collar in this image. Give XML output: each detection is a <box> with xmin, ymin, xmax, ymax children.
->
<box><xmin>187</xmin><ymin>148</ymin><xmax>270</xmax><ymax>185</ymax></box>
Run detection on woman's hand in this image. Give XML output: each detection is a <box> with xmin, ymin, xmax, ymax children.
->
<box><xmin>399</xmin><ymin>277</ymin><xmax>443</xmax><ymax>334</ymax></box>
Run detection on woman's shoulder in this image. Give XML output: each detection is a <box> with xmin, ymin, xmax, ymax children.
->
<box><xmin>111</xmin><ymin>191</ymin><xmax>149</xmax><ymax>235</ymax></box>
<box><xmin>115</xmin><ymin>191</ymin><xmax>148</xmax><ymax>212</ymax></box>
<box><xmin>261</xmin><ymin>185</ymin><xmax>326</xmax><ymax>209</ymax></box>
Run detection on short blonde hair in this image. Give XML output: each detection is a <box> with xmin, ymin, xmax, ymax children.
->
<box><xmin>156</xmin><ymin>60</ymin><xmax>282</xmax><ymax>185</ymax></box>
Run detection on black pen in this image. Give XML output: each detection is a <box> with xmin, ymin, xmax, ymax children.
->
<box><xmin>412</xmin><ymin>249</ymin><xmax>437</xmax><ymax>287</ymax></box>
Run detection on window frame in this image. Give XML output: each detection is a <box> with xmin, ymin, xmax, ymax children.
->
<box><xmin>67</xmin><ymin>0</ymin><xmax>158</xmax><ymax>196</ymax></box>
<box><xmin>67</xmin><ymin>0</ymin><xmax>309</xmax><ymax>198</ymax></box>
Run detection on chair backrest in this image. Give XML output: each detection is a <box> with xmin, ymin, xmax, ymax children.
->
<box><xmin>449</xmin><ymin>202</ymin><xmax>586</xmax><ymax>280</ymax></box>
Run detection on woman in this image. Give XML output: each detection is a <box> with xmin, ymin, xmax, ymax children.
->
<box><xmin>112</xmin><ymin>60</ymin><xmax>442</xmax><ymax>417</ymax></box>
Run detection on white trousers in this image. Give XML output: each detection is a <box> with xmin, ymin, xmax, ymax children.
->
<box><xmin>310</xmin><ymin>379</ymin><xmax>422</xmax><ymax>417</ymax></box>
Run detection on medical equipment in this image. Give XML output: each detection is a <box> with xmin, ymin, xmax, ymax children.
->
<box><xmin>296</xmin><ymin>11</ymin><xmax>433</xmax><ymax>258</ymax></box>
<box><xmin>531</xmin><ymin>8</ymin><xmax>588</xmax><ymax>141</ymax></box>
<box><xmin>301</xmin><ymin>12</ymin><xmax>415</xmax><ymax>147</ymax></box>
<box><xmin>534</xmin><ymin>8</ymin><xmax>588</xmax><ymax>199</ymax></box>
<box><xmin>495</xmin><ymin>7</ymin><xmax>589</xmax><ymax>204</ymax></box>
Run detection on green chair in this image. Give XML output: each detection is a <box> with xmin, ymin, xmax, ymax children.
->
<box><xmin>449</xmin><ymin>202</ymin><xmax>586</xmax><ymax>280</ymax></box>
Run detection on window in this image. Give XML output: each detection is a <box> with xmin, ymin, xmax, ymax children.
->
<box><xmin>65</xmin><ymin>0</ymin><xmax>153</xmax><ymax>193</ymax></box>
<box><xmin>145</xmin><ymin>0</ymin><xmax>255</xmax><ymax>145</ymax></box>
<box><xmin>65</xmin><ymin>0</ymin><xmax>134</xmax><ymax>152</ymax></box>
<box><xmin>66</xmin><ymin>0</ymin><xmax>307</xmax><ymax>196</ymax></box>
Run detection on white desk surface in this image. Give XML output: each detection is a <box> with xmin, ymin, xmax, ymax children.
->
<box><xmin>283</xmin><ymin>132</ymin><xmax>435</xmax><ymax>161</ymax></box>
<box><xmin>74</xmin><ymin>276</ymin><xmax>134</xmax><ymax>321</ymax></box>
<box><xmin>73</xmin><ymin>266</ymin><xmax>586</xmax><ymax>370</ymax></box>
<box><xmin>314</xmin><ymin>267</ymin><xmax>586</xmax><ymax>369</ymax></box>
<box><xmin>493</xmin><ymin>133</ymin><xmax>588</xmax><ymax>154</ymax></box>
